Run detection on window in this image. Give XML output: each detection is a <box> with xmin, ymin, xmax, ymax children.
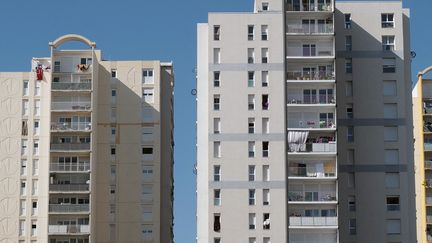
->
<box><xmin>214</xmin><ymin>165</ymin><xmax>221</xmax><ymax>181</ymax></box>
<box><xmin>249</xmin><ymin>213</ymin><xmax>256</xmax><ymax>229</ymax></box>
<box><xmin>262</xmin><ymin>71</ymin><xmax>269</xmax><ymax>87</ymax></box>
<box><xmin>384</xmin><ymin>126</ymin><xmax>398</xmax><ymax>141</ymax></box>
<box><xmin>347</xmin><ymin>126</ymin><xmax>354</xmax><ymax>142</ymax></box>
<box><xmin>214</xmin><ymin>95</ymin><xmax>220</xmax><ymax>110</ymax></box>
<box><xmin>20</xmin><ymin>180</ymin><xmax>26</xmax><ymax>195</ymax></box>
<box><xmin>111</xmin><ymin>89</ymin><xmax>117</xmax><ymax>104</ymax></box>
<box><xmin>248</xmin><ymin>165</ymin><xmax>256</xmax><ymax>181</ymax></box>
<box><xmin>345</xmin><ymin>36</ymin><xmax>352</xmax><ymax>51</ymax></box>
<box><xmin>142</xmin><ymin>69</ymin><xmax>154</xmax><ymax>84</ymax></box>
<box><xmin>31</xmin><ymin>220</ymin><xmax>37</xmax><ymax>236</ymax></box>
<box><xmin>32</xmin><ymin>179</ymin><xmax>38</xmax><ymax>195</ymax></box>
<box><xmin>33</xmin><ymin>140</ymin><xmax>39</xmax><ymax>155</ymax></box>
<box><xmin>214</xmin><ymin>25</ymin><xmax>220</xmax><ymax>41</ymax></box>
<box><xmin>111</xmin><ymin>69</ymin><xmax>117</xmax><ymax>78</ymax></box>
<box><xmin>214</xmin><ymin>238</ymin><xmax>221</xmax><ymax>243</ymax></box>
<box><xmin>33</xmin><ymin>160</ymin><xmax>39</xmax><ymax>175</ymax></box>
<box><xmin>384</xmin><ymin>103</ymin><xmax>398</xmax><ymax>118</ymax></box>
<box><xmin>111</xmin><ymin>127</ymin><xmax>116</xmax><ymax>143</ymax></box>
<box><xmin>111</xmin><ymin>107</ymin><xmax>116</xmax><ymax>122</ymax></box>
<box><xmin>142</xmin><ymin>147</ymin><xmax>154</xmax><ymax>160</ymax></box>
<box><xmin>22</xmin><ymin>139</ymin><xmax>28</xmax><ymax>155</ymax></box>
<box><xmin>34</xmin><ymin>100</ymin><xmax>41</xmax><ymax>116</ymax></box>
<box><xmin>214</xmin><ymin>48</ymin><xmax>221</xmax><ymax>64</ymax></box>
<box><xmin>35</xmin><ymin>81</ymin><xmax>41</xmax><ymax>96</ymax></box>
<box><xmin>214</xmin><ymin>71</ymin><xmax>220</xmax><ymax>87</ymax></box>
<box><xmin>262</xmin><ymin>2</ymin><xmax>269</xmax><ymax>11</ymax></box>
<box><xmin>20</xmin><ymin>200</ymin><xmax>26</xmax><ymax>216</ymax></box>
<box><xmin>23</xmin><ymin>80</ymin><xmax>29</xmax><ymax>96</ymax></box>
<box><xmin>347</xmin><ymin>104</ymin><xmax>353</xmax><ymax>119</ymax></box>
<box><xmin>248</xmin><ymin>48</ymin><xmax>255</xmax><ymax>63</ymax></box>
<box><xmin>261</xmin><ymin>25</ymin><xmax>268</xmax><ymax>40</ymax></box>
<box><xmin>34</xmin><ymin>120</ymin><xmax>40</xmax><ymax>135</ymax></box>
<box><xmin>143</xmin><ymin>88</ymin><xmax>154</xmax><ymax>103</ymax></box>
<box><xmin>141</xmin><ymin>127</ymin><xmax>154</xmax><ymax>141</ymax></box>
<box><xmin>111</xmin><ymin>147</ymin><xmax>116</xmax><ymax>155</ymax></box>
<box><xmin>387</xmin><ymin>219</ymin><xmax>401</xmax><ymax>235</ymax></box>
<box><xmin>261</xmin><ymin>48</ymin><xmax>269</xmax><ymax>63</ymax></box>
<box><xmin>21</xmin><ymin>160</ymin><xmax>27</xmax><ymax>176</ymax></box>
<box><xmin>214</xmin><ymin>214</ymin><xmax>221</xmax><ymax>232</ymax></box>
<box><xmin>382</xmin><ymin>14</ymin><xmax>395</xmax><ymax>28</ymax></box>
<box><xmin>22</xmin><ymin>120</ymin><xmax>28</xmax><ymax>136</ymax></box>
<box><xmin>385</xmin><ymin>149</ymin><xmax>399</xmax><ymax>164</ymax></box>
<box><xmin>348</xmin><ymin>196</ymin><xmax>356</xmax><ymax>211</ymax></box>
<box><xmin>214</xmin><ymin>189</ymin><xmax>221</xmax><ymax>206</ymax></box>
<box><xmin>19</xmin><ymin>220</ymin><xmax>25</xmax><ymax>236</ymax></box>
<box><xmin>54</xmin><ymin>61</ymin><xmax>61</xmax><ymax>72</ymax></box>
<box><xmin>302</xmin><ymin>44</ymin><xmax>316</xmax><ymax>56</ymax></box>
<box><xmin>348</xmin><ymin>172</ymin><xmax>355</xmax><ymax>188</ymax></box>
<box><xmin>248</xmin><ymin>71</ymin><xmax>255</xmax><ymax>87</ymax></box>
<box><xmin>142</xmin><ymin>166</ymin><xmax>154</xmax><ymax>181</ymax></box>
<box><xmin>262</xmin><ymin>94</ymin><xmax>269</xmax><ymax>110</ymax></box>
<box><xmin>263</xmin><ymin>189</ymin><xmax>270</xmax><ymax>205</ymax></box>
<box><xmin>142</xmin><ymin>186</ymin><xmax>153</xmax><ymax>202</ymax></box>
<box><xmin>345</xmin><ymin>58</ymin><xmax>352</xmax><ymax>73</ymax></box>
<box><xmin>262</xmin><ymin>118</ymin><xmax>269</xmax><ymax>134</ymax></box>
<box><xmin>23</xmin><ymin>100</ymin><xmax>29</xmax><ymax>116</ymax></box>
<box><xmin>383</xmin><ymin>80</ymin><xmax>397</xmax><ymax>96</ymax></box>
<box><xmin>262</xmin><ymin>141</ymin><xmax>269</xmax><ymax>157</ymax></box>
<box><xmin>110</xmin><ymin>165</ymin><xmax>116</xmax><ymax>181</ymax></box>
<box><xmin>382</xmin><ymin>36</ymin><xmax>395</xmax><ymax>51</ymax></box>
<box><xmin>248</xmin><ymin>25</ymin><xmax>255</xmax><ymax>40</ymax></box>
<box><xmin>248</xmin><ymin>142</ymin><xmax>255</xmax><ymax>158</ymax></box>
<box><xmin>386</xmin><ymin>173</ymin><xmax>400</xmax><ymax>188</ymax></box>
<box><xmin>142</xmin><ymin>225</ymin><xmax>154</xmax><ymax>240</ymax></box>
<box><xmin>345</xmin><ymin>14</ymin><xmax>352</xmax><ymax>29</ymax></box>
<box><xmin>383</xmin><ymin>58</ymin><xmax>396</xmax><ymax>73</ymax></box>
<box><xmin>248</xmin><ymin>95</ymin><xmax>255</xmax><ymax>110</ymax></box>
<box><xmin>349</xmin><ymin>219</ymin><xmax>356</xmax><ymax>235</ymax></box>
<box><xmin>248</xmin><ymin>118</ymin><xmax>255</xmax><ymax>134</ymax></box>
<box><xmin>263</xmin><ymin>237</ymin><xmax>270</xmax><ymax>243</ymax></box>
<box><xmin>214</xmin><ymin>118</ymin><xmax>221</xmax><ymax>134</ymax></box>
<box><xmin>263</xmin><ymin>165</ymin><xmax>270</xmax><ymax>181</ymax></box>
<box><xmin>263</xmin><ymin>213</ymin><xmax>270</xmax><ymax>230</ymax></box>
<box><xmin>214</xmin><ymin>141</ymin><xmax>221</xmax><ymax>158</ymax></box>
<box><xmin>387</xmin><ymin>196</ymin><xmax>400</xmax><ymax>211</ymax></box>
<box><xmin>249</xmin><ymin>189</ymin><xmax>256</xmax><ymax>205</ymax></box>
<box><xmin>249</xmin><ymin>238</ymin><xmax>256</xmax><ymax>243</ymax></box>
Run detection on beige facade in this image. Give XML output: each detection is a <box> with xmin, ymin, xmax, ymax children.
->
<box><xmin>0</xmin><ymin>34</ymin><xmax>174</xmax><ymax>243</ymax></box>
<box><xmin>197</xmin><ymin>0</ymin><xmax>416</xmax><ymax>242</ymax></box>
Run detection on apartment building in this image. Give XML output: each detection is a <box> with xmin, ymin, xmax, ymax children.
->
<box><xmin>413</xmin><ymin>66</ymin><xmax>432</xmax><ymax>243</ymax></box>
<box><xmin>196</xmin><ymin>0</ymin><xmax>416</xmax><ymax>242</ymax></box>
<box><xmin>0</xmin><ymin>34</ymin><xmax>174</xmax><ymax>243</ymax></box>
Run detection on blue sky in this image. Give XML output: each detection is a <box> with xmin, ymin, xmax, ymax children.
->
<box><xmin>0</xmin><ymin>0</ymin><xmax>430</xmax><ymax>242</ymax></box>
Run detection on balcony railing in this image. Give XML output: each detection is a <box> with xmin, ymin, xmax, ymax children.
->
<box><xmin>50</xmin><ymin>143</ymin><xmax>90</xmax><ymax>151</ymax></box>
<box><xmin>48</xmin><ymin>225</ymin><xmax>90</xmax><ymax>234</ymax></box>
<box><xmin>427</xmin><ymin>197</ymin><xmax>432</xmax><ymax>205</ymax></box>
<box><xmin>52</xmin><ymin>82</ymin><xmax>92</xmax><ymax>91</ymax></box>
<box><xmin>49</xmin><ymin>184</ymin><xmax>89</xmax><ymax>192</ymax></box>
<box><xmin>287</xmin><ymin>94</ymin><xmax>335</xmax><ymax>105</ymax></box>
<box><xmin>426</xmin><ymin>143</ymin><xmax>432</xmax><ymax>151</ymax></box>
<box><xmin>288</xmin><ymin>118</ymin><xmax>335</xmax><ymax>129</ymax></box>
<box><xmin>287</xmin><ymin>71</ymin><xmax>335</xmax><ymax>81</ymax></box>
<box><xmin>288</xmin><ymin>166</ymin><xmax>336</xmax><ymax>178</ymax></box>
<box><xmin>288</xmin><ymin>191</ymin><xmax>336</xmax><ymax>202</ymax></box>
<box><xmin>289</xmin><ymin>217</ymin><xmax>338</xmax><ymax>227</ymax></box>
<box><xmin>426</xmin><ymin>161</ymin><xmax>432</xmax><ymax>169</ymax></box>
<box><xmin>50</xmin><ymin>162</ymin><xmax>90</xmax><ymax>172</ymax></box>
<box><xmin>428</xmin><ymin>216</ymin><xmax>432</xmax><ymax>224</ymax></box>
<box><xmin>289</xmin><ymin>142</ymin><xmax>336</xmax><ymax>153</ymax></box>
<box><xmin>49</xmin><ymin>204</ymin><xmax>90</xmax><ymax>213</ymax></box>
<box><xmin>51</xmin><ymin>122</ymin><xmax>92</xmax><ymax>132</ymax></box>
<box><xmin>286</xmin><ymin>24</ymin><xmax>333</xmax><ymax>34</ymax></box>
<box><xmin>51</xmin><ymin>102</ymin><xmax>91</xmax><ymax>111</ymax></box>
<box><xmin>286</xmin><ymin>3</ymin><xmax>333</xmax><ymax>12</ymax></box>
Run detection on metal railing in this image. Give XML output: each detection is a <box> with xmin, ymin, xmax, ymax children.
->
<box><xmin>50</xmin><ymin>162</ymin><xmax>90</xmax><ymax>172</ymax></box>
<box><xmin>426</xmin><ymin>143</ymin><xmax>432</xmax><ymax>151</ymax></box>
<box><xmin>287</xmin><ymin>71</ymin><xmax>335</xmax><ymax>80</ymax></box>
<box><xmin>288</xmin><ymin>142</ymin><xmax>337</xmax><ymax>153</ymax></box>
<box><xmin>287</xmin><ymin>95</ymin><xmax>335</xmax><ymax>104</ymax></box>
<box><xmin>289</xmin><ymin>217</ymin><xmax>337</xmax><ymax>226</ymax></box>
<box><xmin>288</xmin><ymin>191</ymin><xmax>337</xmax><ymax>202</ymax></box>
<box><xmin>52</xmin><ymin>83</ymin><xmax>92</xmax><ymax>91</ymax></box>
<box><xmin>426</xmin><ymin>161</ymin><xmax>432</xmax><ymax>169</ymax></box>
<box><xmin>427</xmin><ymin>216</ymin><xmax>432</xmax><ymax>223</ymax></box>
<box><xmin>288</xmin><ymin>119</ymin><xmax>335</xmax><ymax>129</ymax></box>
<box><xmin>51</xmin><ymin>122</ymin><xmax>92</xmax><ymax>132</ymax></box>
<box><xmin>49</xmin><ymin>204</ymin><xmax>90</xmax><ymax>213</ymax></box>
<box><xmin>426</xmin><ymin>179</ymin><xmax>432</xmax><ymax>188</ymax></box>
<box><xmin>51</xmin><ymin>102</ymin><xmax>91</xmax><ymax>111</ymax></box>
<box><xmin>286</xmin><ymin>24</ymin><xmax>333</xmax><ymax>34</ymax></box>
<box><xmin>49</xmin><ymin>184</ymin><xmax>89</xmax><ymax>192</ymax></box>
<box><xmin>288</xmin><ymin>166</ymin><xmax>336</xmax><ymax>177</ymax></box>
<box><xmin>50</xmin><ymin>143</ymin><xmax>90</xmax><ymax>151</ymax></box>
<box><xmin>286</xmin><ymin>3</ymin><xmax>333</xmax><ymax>12</ymax></box>
<box><xmin>48</xmin><ymin>225</ymin><xmax>90</xmax><ymax>234</ymax></box>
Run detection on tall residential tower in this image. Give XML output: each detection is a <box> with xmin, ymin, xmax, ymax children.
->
<box><xmin>0</xmin><ymin>34</ymin><xmax>174</xmax><ymax>243</ymax></box>
<box><xmin>196</xmin><ymin>0</ymin><xmax>416</xmax><ymax>242</ymax></box>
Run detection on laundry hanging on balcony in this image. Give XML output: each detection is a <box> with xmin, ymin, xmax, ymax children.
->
<box><xmin>288</xmin><ymin>131</ymin><xmax>309</xmax><ymax>152</ymax></box>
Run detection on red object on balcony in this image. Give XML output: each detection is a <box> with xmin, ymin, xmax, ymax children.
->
<box><xmin>36</xmin><ymin>65</ymin><xmax>43</xmax><ymax>80</ymax></box>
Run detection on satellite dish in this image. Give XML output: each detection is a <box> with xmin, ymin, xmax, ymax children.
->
<box><xmin>191</xmin><ymin>89</ymin><xmax>197</xmax><ymax>95</ymax></box>
<box><xmin>411</xmin><ymin>51</ymin><xmax>417</xmax><ymax>58</ymax></box>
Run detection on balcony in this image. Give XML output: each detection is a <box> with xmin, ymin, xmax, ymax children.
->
<box><xmin>428</xmin><ymin>216</ymin><xmax>432</xmax><ymax>224</ymax></box>
<box><xmin>287</xmin><ymin>94</ymin><xmax>335</xmax><ymax>106</ymax></box>
<box><xmin>48</xmin><ymin>225</ymin><xmax>90</xmax><ymax>235</ymax></box>
<box><xmin>49</xmin><ymin>204</ymin><xmax>90</xmax><ymax>213</ymax></box>
<box><xmin>289</xmin><ymin>217</ymin><xmax>337</xmax><ymax>227</ymax></box>
<box><xmin>288</xmin><ymin>163</ymin><xmax>336</xmax><ymax>179</ymax></box>
<box><xmin>288</xmin><ymin>111</ymin><xmax>335</xmax><ymax>130</ymax></box>
<box><xmin>50</xmin><ymin>143</ymin><xmax>90</xmax><ymax>152</ymax></box>
<box><xmin>426</xmin><ymin>142</ymin><xmax>432</xmax><ymax>151</ymax></box>
<box><xmin>51</xmin><ymin>102</ymin><xmax>91</xmax><ymax>112</ymax></box>
<box><xmin>426</xmin><ymin>161</ymin><xmax>432</xmax><ymax>170</ymax></box>
<box><xmin>287</xmin><ymin>42</ymin><xmax>334</xmax><ymax>60</ymax></box>
<box><xmin>287</xmin><ymin>70</ymin><xmax>335</xmax><ymax>82</ymax></box>
<box><xmin>52</xmin><ymin>82</ymin><xmax>92</xmax><ymax>91</ymax></box>
<box><xmin>51</xmin><ymin>122</ymin><xmax>92</xmax><ymax>132</ymax></box>
<box><xmin>49</xmin><ymin>184</ymin><xmax>89</xmax><ymax>192</ymax></box>
<box><xmin>50</xmin><ymin>162</ymin><xmax>90</xmax><ymax>172</ymax></box>
<box><xmin>289</xmin><ymin>142</ymin><xmax>336</xmax><ymax>154</ymax></box>
<box><xmin>286</xmin><ymin>1</ymin><xmax>333</xmax><ymax>12</ymax></box>
<box><xmin>427</xmin><ymin>197</ymin><xmax>432</xmax><ymax>206</ymax></box>
<box><xmin>288</xmin><ymin>190</ymin><xmax>337</xmax><ymax>203</ymax></box>
<box><xmin>286</xmin><ymin>23</ymin><xmax>333</xmax><ymax>35</ymax></box>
